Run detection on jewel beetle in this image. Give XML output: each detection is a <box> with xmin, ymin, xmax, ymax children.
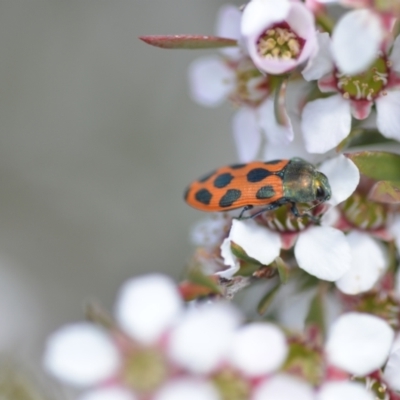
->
<box><xmin>184</xmin><ymin>158</ymin><xmax>331</xmax><ymax>220</ymax></box>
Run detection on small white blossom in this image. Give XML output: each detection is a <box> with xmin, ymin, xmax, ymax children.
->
<box><xmin>317</xmin><ymin>381</ymin><xmax>374</xmax><ymax>400</ymax></box>
<box><xmin>326</xmin><ymin>312</ymin><xmax>394</xmax><ymax>375</ymax></box>
<box><xmin>241</xmin><ymin>0</ymin><xmax>317</xmax><ymax>75</ymax></box>
<box><xmin>115</xmin><ymin>274</ymin><xmax>183</xmax><ymax>345</ymax></box>
<box><xmin>153</xmin><ymin>379</ymin><xmax>221</xmax><ymax>400</ymax></box>
<box><xmin>253</xmin><ymin>374</ymin><xmax>315</xmax><ymax>400</ymax></box>
<box><xmin>227</xmin><ymin>322</ymin><xmax>288</xmax><ymax>377</ymax></box>
<box><xmin>44</xmin><ymin>323</ymin><xmax>120</xmax><ymax>387</ymax></box>
<box><xmin>302</xmin><ymin>33</ymin><xmax>400</xmax><ymax>153</ymax></box>
<box><xmin>167</xmin><ymin>303</ymin><xmax>241</xmax><ymax>374</ymax></box>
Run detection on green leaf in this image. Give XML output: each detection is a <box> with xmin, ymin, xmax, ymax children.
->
<box><xmin>139</xmin><ymin>35</ymin><xmax>237</xmax><ymax>49</ymax></box>
<box><xmin>368</xmin><ymin>180</ymin><xmax>400</xmax><ymax>204</ymax></box>
<box><xmin>230</xmin><ymin>242</ymin><xmax>261</xmax><ymax>265</ymax></box>
<box><xmin>345</xmin><ymin>129</ymin><xmax>394</xmax><ymax>149</ymax></box>
<box><xmin>347</xmin><ymin>151</ymin><xmax>400</xmax><ymax>181</ymax></box>
<box><xmin>187</xmin><ymin>269</ymin><xmax>221</xmax><ymax>294</ymax></box>
<box><xmin>257</xmin><ymin>284</ymin><xmax>280</xmax><ymax>315</ymax></box>
<box><xmin>274</xmin><ymin>257</ymin><xmax>290</xmax><ymax>284</ymax></box>
<box><xmin>305</xmin><ymin>289</ymin><xmax>325</xmax><ymax>336</ymax></box>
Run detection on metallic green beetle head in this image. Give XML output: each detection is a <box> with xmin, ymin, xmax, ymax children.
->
<box><xmin>312</xmin><ymin>171</ymin><xmax>331</xmax><ymax>203</ymax></box>
<box><xmin>283</xmin><ymin>159</ymin><xmax>332</xmax><ymax>204</ymax></box>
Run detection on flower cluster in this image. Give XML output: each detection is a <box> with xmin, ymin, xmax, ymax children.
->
<box><xmin>44</xmin><ymin>274</ymin><xmax>400</xmax><ymax>400</ymax></box>
<box><xmin>44</xmin><ymin>0</ymin><xmax>400</xmax><ymax>399</ymax></box>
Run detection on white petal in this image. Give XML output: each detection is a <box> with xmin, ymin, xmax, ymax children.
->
<box><xmin>79</xmin><ymin>387</ymin><xmax>137</xmax><ymax>400</ymax></box>
<box><xmin>229</xmin><ymin>219</ymin><xmax>281</xmax><ymax>265</ymax></box>
<box><xmin>216</xmin><ymin>4</ymin><xmax>242</xmax><ymax>60</ymax></box>
<box><xmin>258</xmin><ymin>98</ymin><xmax>294</xmax><ymax>144</ymax></box>
<box><xmin>384</xmin><ymin>338</ymin><xmax>400</xmax><ymax>391</ymax></box>
<box><xmin>317</xmin><ymin>381</ymin><xmax>374</xmax><ymax>400</ymax></box>
<box><xmin>241</xmin><ymin>0</ymin><xmax>290</xmax><ymax>38</ymax></box>
<box><xmin>326</xmin><ymin>312</ymin><xmax>394</xmax><ymax>375</ymax></box>
<box><xmin>219</xmin><ymin>237</ymin><xmax>240</xmax><ymax>279</ymax></box>
<box><xmin>389</xmin><ymin>35</ymin><xmax>400</xmax><ymax>73</ymax></box>
<box><xmin>389</xmin><ymin>214</ymin><xmax>400</xmax><ymax>252</ymax></box>
<box><xmin>154</xmin><ymin>379</ymin><xmax>220</xmax><ymax>400</ymax></box>
<box><xmin>318</xmin><ymin>155</ymin><xmax>360</xmax><ymax>206</ymax></box>
<box><xmin>228</xmin><ymin>323</ymin><xmax>288</xmax><ymax>376</ymax></box>
<box><xmin>115</xmin><ymin>274</ymin><xmax>183</xmax><ymax>344</ymax></box>
<box><xmin>301</xmin><ymin>95</ymin><xmax>351</xmax><ymax>154</ymax></box>
<box><xmin>295</xmin><ymin>226</ymin><xmax>351</xmax><ymax>281</ymax></box>
<box><xmin>376</xmin><ymin>91</ymin><xmax>400</xmax><ymax>141</ymax></box>
<box><xmin>336</xmin><ymin>232</ymin><xmax>387</xmax><ymax>295</ymax></box>
<box><xmin>253</xmin><ymin>374</ymin><xmax>315</xmax><ymax>400</ymax></box>
<box><xmin>303</xmin><ymin>32</ymin><xmax>334</xmax><ymax>81</ymax></box>
<box><xmin>167</xmin><ymin>303</ymin><xmax>241</xmax><ymax>374</ymax></box>
<box><xmin>44</xmin><ymin>323</ymin><xmax>120</xmax><ymax>387</ymax></box>
<box><xmin>188</xmin><ymin>56</ymin><xmax>235</xmax><ymax>107</ymax></box>
<box><xmin>332</xmin><ymin>10</ymin><xmax>384</xmax><ymax>75</ymax></box>
<box><xmin>190</xmin><ymin>215</ymin><xmax>228</xmax><ymax>248</ymax></box>
<box><xmin>284</xmin><ymin>2</ymin><xmax>317</xmax><ymax>66</ymax></box>
<box><xmin>232</xmin><ymin>108</ymin><xmax>262</xmax><ymax>162</ymax></box>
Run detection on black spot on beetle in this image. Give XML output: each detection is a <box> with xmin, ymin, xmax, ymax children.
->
<box><xmin>195</xmin><ymin>188</ymin><xmax>212</xmax><ymax>205</ymax></box>
<box><xmin>214</xmin><ymin>173</ymin><xmax>234</xmax><ymax>188</ymax></box>
<box><xmin>198</xmin><ymin>170</ymin><xmax>215</xmax><ymax>183</ymax></box>
<box><xmin>256</xmin><ymin>185</ymin><xmax>276</xmax><ymax>199</ymax></box>
<box><xmin>247</xmin><ymin>168</ymin><xmax>271</xmax><ymax>183</ymax></box>
<box><xmin>219</xmin><ymin>189</ymin><xmax>241</xmax><ymax>208</ymax></box>
<box><xmin>230</xmin><ymin>163</ymin><xmax>246</xmax><ymax>169</ymax></box>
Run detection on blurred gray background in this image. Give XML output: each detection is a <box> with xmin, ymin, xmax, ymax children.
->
<box><xmin>0</xmin><ymin>0</ymin><xmax>239</xmax><ymax>361</ymax></box>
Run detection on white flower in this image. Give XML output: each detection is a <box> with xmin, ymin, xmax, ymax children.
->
<box><xmin>253</xmin><ymin>374</ymin><xmax>315</xmax><ymax>400</ymax></box>
<box><xmin>335</xmin><ymin>231</ymin><xmax>387</xmax><ymax>295</ymax></box>
<box><xmin>115</xmin><ymin>274</ymin><xmax>183</xmax><ymax>345</ymax></box>
<box><xmin>44</xmin><ymin>322</ymin><xmax>120</xmax><ymax>387</ymax></box>
<box><xmin>220</xmin><ymin>155</ymin><xmax>359</xmax><ymax>281</ymax></box>
<box><xmin>153</xmin><ymin>378</ymin><xmax>221</xmax><ymax>400</ymax></box>
<box><xmin>241</xmin><ymin>0</ymin><xmax>317</xmax><ymax>75</ymax></box>
<box><xmin>227</xmin><ymin>322</ymin><xmax>288</xmax><ymax>376</ymax></box>
<box><xmin>44</xmin><ymin>274</ymin><xmax>183</xmax><ymax>393</ymax></box>
<box><xmin>317</xmin><ymin>381</ymin><xmax>374</xmax><ymax>400</ymax></box>
<box><xmin>167</xmin><ymin>303</ymin><xmax>241</xmax><ymax>374</ymax></box>
<box><xmin>302</xmin><ymin>32</ymin><xmax>400</xmax><ymax>153</ymax></box>
<box><xmin>326</xmin><ymin>312</ymin><xmax>394</xmax><ymax>375</ymax></box>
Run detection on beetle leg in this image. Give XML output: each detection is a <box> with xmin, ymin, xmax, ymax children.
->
<box><xmin>238</xmin><ymin>203</ymin><xmax>279</xmax><ymax>220</ymax></box>
<box><xmin>290</xmin><ymin>203</ymin><xmax>320</xmax><ymax>224</ymax></box>
<box><xmin>238</xmin><ymin>205</ymin><xmax>254</xmax><ymax>219</ymax></box>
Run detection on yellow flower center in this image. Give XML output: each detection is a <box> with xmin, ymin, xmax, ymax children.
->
<box><xmin>123</xmin><ymin>348</ymin><xmax>167</xmax><ymax>393</ymax></box>
<box><xmin>212</xmin><ymin>369</ymin><xmax>250</xmax><ymax>400</ymax></box>
<box><xmin>341</xmin><ymin>192</ymin><xmax>387</xmax><ymax>230</ymax></box>
<box><xmin>230</xmin><ymin>57</ymin><xmax>269</xmax><ymax>107</ymax></box>
<box><xmin>336</xmin><ymin>56</ymin><xmax>390</xmax><ymax>101</ymax></box>
<box><xmin>257</xmin><ymin>23</ymin><xmax>304</xmax><ymax>61</ymax></box>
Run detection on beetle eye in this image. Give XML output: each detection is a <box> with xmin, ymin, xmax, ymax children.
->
<box><xmin>315</xmin><ymin>185</ymin><xmax>325</xmax><ymax>201</ymax></box>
